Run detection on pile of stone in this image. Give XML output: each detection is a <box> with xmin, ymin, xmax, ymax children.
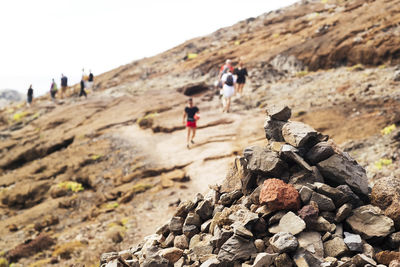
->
<box><xmin>101</xmin><ymin>106</ymin><xmax>400</xmax><ymax>267</ymax></box>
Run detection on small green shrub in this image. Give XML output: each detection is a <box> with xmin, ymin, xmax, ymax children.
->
<box><xmin>57</xmin><ymin>181</ymin><xmax>84</xmax><ymax>193</ymax></box>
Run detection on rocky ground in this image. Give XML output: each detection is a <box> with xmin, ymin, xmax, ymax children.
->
<box><xmin>1</xmin><ymin>0</ymin><xmax>400</xmax><ymax>266</ymax></box>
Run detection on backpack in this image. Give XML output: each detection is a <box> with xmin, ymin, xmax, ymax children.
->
<box><xmin>225</xmin><ymin>74</ymin><xmax>234</xmax><ymax>86</ymax></box>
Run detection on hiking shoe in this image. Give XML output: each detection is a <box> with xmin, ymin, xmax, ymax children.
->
<box><xmin>191</xmin><ymin>140</ymin><xmax>195</xmax><ymax>144</ymax></box>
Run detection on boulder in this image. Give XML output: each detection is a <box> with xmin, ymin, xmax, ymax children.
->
<box><xmin>277</xmin><ymin>211</ymin><xmax>306</xmax><ymax>235</ymax></box>
<box><xmin>317</xmin><ymin>153</ymin><xmax>369</xmax><ymax>196</ymax></box>
<box><xmin>244</xmin><ymin>146</ymin><xmax>287</xmax><ymax>177</ymax></box>
<box><xmin>266</xmin><ymin>105</ymin><xmax>291</xmax><ymax>121</ymax></box>
<box><xmin>310</xmin><ymin>192</ymin><xmax>336</xmax><ymax>212</ymax></box>
<box><xmin>298</xmin><ymin>204</ymin><xmax>319</xmax><ymax>225</ymax></box>
<box><xmin>346</xmin><ymin>205</ymin><xmax>395</xmax><ymax>239</ymax></box>
<box><xmin>323</xmin><ymin>237</ymin><xmax>349</xmax><ymax>258</ymax></box>
<box><xmin>299</xmin><ymin>186</ymin><xmax>314</xmax><ymax>203</ymax></box>
<box><xmin>264</xmin><ymin>117</ymin><xmax>285</xmax><ymax>142</ymax></box>
<box><xmin>174</xmin><ymin>235</ymin><xmax>188</xmax><ymax>250</ymax></box>
<box><xmin>259</xmin><ymin>178</ymin><xmax>301</xmax><ymax>211</ymax></box>
<box><xmin>335</xmin><ymin>203</ymin><xmax>353</xmax><ymax>223</ymax></box>
<box><xmin>306</xmin><ymin>142</ymin><xmax>335</xmax><ymax>165</ymax></box>
<box><xmin>297</xmin><ymin>231</ymin><xmax>324</xmax><ymax>259</ymax></box>
<box><xmin>314</xmin><ymin>182</ymin><xmax>347</xmax><ymax>207</ymax></box>
<box><xmin>376</xmin><ymin>251</ymin><xmax>400</xmax><ymax>265</ymax></box>
<box><xmin>343</xmin><ymin>232</ymin><xmax>363</xmax><ymax>252</ymax></box>
<box><xmin>217</xmin><ymin>235</ymin><xmax>257</xmax><ymax>262</ymax></box>
<box><xmin>254</xmin><ymin>239</ymin><xmax>265</xmax><ymax>252</ymax></box>
<box><xmin>371</xmin><ymin>177</ymin><xmax>400</xmax><ymax>228</ymax></box>
<box><xmin>220</xmin><ymin>156</ymin><xmax>249</xmax><ymax>194</ymax></box>
<box><xmin>269</xmin><ymin>232</ymin><xmax>299</xmax><ymax>253</ymax></box>
<box><xmin>184</xmin><ymin>213</ymin><xmax>202</xmax><ymax>228</ymax></box>
<box><xmin>195</xmin><ymin>200</ymin><xmax>214</xmax><ymax>221</ymax></box>
<box><xmin>169</xmin><ymin>217</ymin><xmax>184</xmax><ymax>234</ymax></box>
<box><xmin>336</xmin><ymin>185</ymin><xmax>363</xmax><ymax>208</ymax></box>
<box><xmin>274</xmin><ymin>253</ymin><xmax>294</xmax><ymax>267</ymax></box>
<box><xmin>352</xmin><ymin>254</ymin><xmax>377</xmax><ymax>266</ymax></box>
<box><xmin>159</xmin><ymin>247</ymin><xmax>183</xmax><ymax>264</ymax></box>
<box><xmin>282</xmin><ymin>121</ymin><xmax>318</xmax><ymax>148</ymax></box>
<box><xmin>253</xmin><ymin>252</ymin><xmax>279</xmax><ymax>267</ymax></box>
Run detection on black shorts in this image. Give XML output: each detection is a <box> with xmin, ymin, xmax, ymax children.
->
<box><xmin>236</xmin><ymin>78</ymin><xmax>246</xmax><ymax>84</ymax></box>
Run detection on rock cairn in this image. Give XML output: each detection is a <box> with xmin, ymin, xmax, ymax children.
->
<box><xmin>101</xmin><ymin>106</ymin><xmax>400</xmax><ymax>267</ymax></box>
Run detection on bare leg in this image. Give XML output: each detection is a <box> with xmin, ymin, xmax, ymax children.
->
<box><xmin>226</xmin><ymin>97</ymin><xmax>231</xmax><ymax>112</ymax></box>
<box><xmin>191</xmin><ymin>127</ymin><xmax>196</xmax><ymax>143</ymax></box>
<box><xmin>187</xmin><ymin>127</ymin><xmax>191</xmax><ymax>146</ymax></box>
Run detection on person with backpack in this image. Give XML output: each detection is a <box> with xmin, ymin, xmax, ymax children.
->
<box><xmin>50</xmin><ymin>79</ymin><xmax>58</xmax><ymax>101</ymax></box>
<box><xmin>183</xmin><ymin>98</ymin><xmax>199</xmax><ymax>149</ymax></box>
<box><xmin>87</xmin><ymin>70</ymin><xmax>94</xmax><ymax>89</ymax></box>
<box><xmin>27</xmin><ymin>85</ymin><xmax>33</xmax><ymax>107</ymax></box>
<box><xmin>60</xmin><ymin>74</ymin><xmax>68</xmax><ymax>99</ymax></box>
<box><xmin>233</xmin><ymin>61</ymin><xmax>248</xmax><ymax>97</ymax></box>
<box><xmin>220</xmin><ymin>69</ymin><xmax>236</xmax><ymax>113</ymax></box>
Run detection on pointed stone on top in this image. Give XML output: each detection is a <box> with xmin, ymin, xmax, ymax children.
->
<box><xmin>266</xmin><ymin>105</ymin><xmax>292</xmax><ymax>121</ymax></box>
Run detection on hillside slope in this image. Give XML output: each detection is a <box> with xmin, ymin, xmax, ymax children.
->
<box><xmin>1</xmin><ymin>0</ymin><xmax>400</xmax><ymax>266</ymax></box>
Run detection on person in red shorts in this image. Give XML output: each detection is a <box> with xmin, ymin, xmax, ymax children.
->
<box><xmin>183</xmin><ymin>98</ymin><xmax>199</xmax><ymax>149</ymax></box>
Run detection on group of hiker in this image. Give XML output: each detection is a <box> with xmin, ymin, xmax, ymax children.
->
<box><xmin>184</xmin><ymin>58</ymin><xmax>248</xmax><ymax>148</ymax></box>
<box><xmin>27</xmin><ymin>69</ymin><xmax>94</xmax><ymax>106</ymax></box>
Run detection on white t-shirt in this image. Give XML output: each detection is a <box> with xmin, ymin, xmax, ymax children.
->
<box><xmin>221</xmin><ymin>73</ymin><xmax>236</xmax><ymax>98</ymax></box>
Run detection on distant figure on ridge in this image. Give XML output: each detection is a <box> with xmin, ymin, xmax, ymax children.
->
<box><xmin>233</xmin><ymin>61</ymin><xmax>248</xmax><ymax>97</ymax></box>
<box><xmin>87</xmin><ymin>70</ymin><xmax>94</xmax><ymax>90</ymax></box>
<box><xmin>183</xmin><ymin>98</ymin><xmax>199</xmax><ymax>149</ymax></box>
<box><xmin>50</xmin><ymin>79</ymin><xmax>58</xmax><ymax>102</ymax></box>
<box><xmin>60</xmin><ymin>74</ymin><xmax>68</xmax><ymax>99</ymax></box>
<box><xmin>220</xmin><ymin>68</ymin><xmax>236</xmax><ymax>113</ymax></box>
<box><xmin>27</xmin><ymin>85</ymin><xmax>33</xmax><ymax>107</ymax></box>
<box><xmin>79</xmin><ymin>79</ymin><xmax>87</xmax><ymax>98</ymax></box>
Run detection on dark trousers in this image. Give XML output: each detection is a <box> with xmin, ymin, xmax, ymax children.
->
<box><xmin>79</xmin><ymin>88</ymin><xmax>87</xmax><ymax>98</ymax></box>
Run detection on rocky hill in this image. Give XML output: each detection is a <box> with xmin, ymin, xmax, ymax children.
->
<box><xmin>1</xmin><ymin>0</ymin><xmax>400</xmax><ymax>266</ymax></box>
<box><xmin>0</xmin><ymin>89</ymin><xmax>24</xmax><ymax>108</ymax></box>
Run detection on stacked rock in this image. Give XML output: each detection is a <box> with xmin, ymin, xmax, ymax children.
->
<box><xmin>101</xmin><ymin>106</ymin><xmax>400</xmax><ymax>267</ymax></box>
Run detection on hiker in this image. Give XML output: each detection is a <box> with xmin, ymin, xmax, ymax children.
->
<box><xmin>50</xmin><ymin>79</ymin><xmax>58</xmax><ymax>101</ymax></box>
<box><xmin>87</xmin><ymin>70</ymin><xmax>94</xmax><ymax>90</ymax></box>
<box><xmin>218</xmin><ymin>59</ymin><xmax>234</xmax><ymax>80</ymax></box>
<box><xmin>27</xmin><ymin>85</ymin><xmax>33</xmax><ymax>106</ymax></box>
<box><xmin>79</xmin><ymin>79</ymin><xmax>87</xmax><ymax>98</ymax></box>
<box><xmin>220</xmin><ymin>69</ymin><xmax>236</xmax><ymax>113</ymax></box>
<box><xmin>183</xmin><ymin>98</ymin><xmax>199</xmax><ymax>149</ymax></box>
<box><xmin>233</xmin><ymin>61</ymin><xmax>248</xmax><ymax>97</ymax></box>
<box><xmin>60</xmin><ymin>74</ymin><xmax>68</xmax><ymax>99</ymax></box>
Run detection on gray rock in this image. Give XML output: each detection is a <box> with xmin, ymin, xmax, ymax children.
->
<box><xmin>282</xmin><ymin>121</ymin><xmax>318</xmax><ymax>148</ymax></box>
<box><xmin>219</xmin><ymin>190</ymin><xmax>243</xmax><ymax>206</ymax></box>
<box><xmin>170</xmin><ymin>217</ymin><xmax>184</xmax><ymax>234</ymax></box>
<box><xmin>352</xmin><ymin>254</ymin><xmax>377</xmax><ymax>266</ymax></box>
<box><xmin>336</xmin><ymin>185</ymin><xmax>363</xmax><ymax>208</ymax></box>
<box><xmin>278</xmin><ymin>211</ymin><xmax>306</xmax><ymax>235</ymax></box>
<box><xmin>189</xmin><ymin>234</ymin><xmax>214</xmax><ymax>259</ymax></box>
<box><xmin>159</xmin><ymin>247</ymin><xmax>183</xmax><ymax>264</ymax></box>
<box><xmin>233</xmin><ymin>223</ymin><xmax>253</xmax><ymax>239</ymax></box>
<box><xmin>343</xmin><ymin>232</ymin><xmax>362</xmax><ymax>252</ymax></box>
<box><xmin>185</xmin><ymin>213</ymin><xmax>202</xmax><ymax>228</ymax></box>
<box><xmin>228</xmin><ymin>208</ymin><xmax>258</xmax><ymax>229</ymax></box>
<box><xmin>220</xmin><ymin>156</ymin><xmax>248</xmax><ymax>194</ymax></box>
<box><xmin>324</xmin><ymin>237</ymin><xmax>349</xmax><ymax>258</ymax></box>
<box><xmin>280</xmin><ymin>146</ymin><xmax>313</xmax><ymax>172</ymax></box>
<box><xmin>142</xmin><ymin>254</ymin><xmax>170</xmax><ymax>267</ymax></box>
<box><xmin>156</xmin><ymin>221</ymin><xmax>170</xmax><ymax>237</ymax></box>
<box><xmin>306</xmin><ymin>142</ymin><xmax>335</xmax><ymax>165</ymax></box>
<box><xmin>217</xmin><ymin>234</ymin><xmax>257</xmax><ymax>262</ymax></box>
<box><xmin>346</xmin><ymin>205</ymin><xmax>395</xmax><ymax>239</ymax></box>
<box><xmin>299</xmin><ymin>186</ymin><xmax>314</xmax><ymax>204</ymax></box>
<box><xmin>182</xmin><ymin>224</ymin><xmax>199</xmax><ymax>239</ymax></box>
<box><xmin>270</xmin><ymin>232</ymin><xmax>299</xmax><ymax>253</ymax></box>
<box><xmin>162</xmin><ymin>232</ymin><xmax>175</xmax><ymax>248</ymax></box>
<box><xmin>310</xmin><ymin>192</ymin><xmax>336</xmax><ymax>211</ymax></box>
<box><xmin>266</xmin><ymin>105</ymin><xmax>291</xmax><ymax>121</ymax></box>
<box><xmin>264</xmin><ymin>117</ymin><xmax>285</xmax><ymax>141</ymax></box>
<box><xmin>317</xmin><ymin>153</ymin><xmax>369</xmax><ymax>196</ymax></box>
<box><xmin>362</xmin><ymin>243</ymin><xmax>375</xmax><ymax>259</ymax></box>
<box><xmin>253</xmin><ymin>252</ymin><xmax>279</xmax><ymax>267</ymax></box>
<box><xmin>311</xmin><ymin>216</ymin><xmax>336</xmax><ymax>233</ymax></box>
<box><xmin>268</xmin><ymin>211</ymin><xmax>286</xmax><ymax>225</ymax></box>
<box><xmin>335</xmin><ymin>203</ymin><xmax>353</xmax><ymax>223</ymax></box>
<box><xmin>394</xmin><ymin>70</ymin><xmax>400</xmax><ymax>81</ymax></box>
<box><xmin>211</xmin><ymin>226</ymin><xmax>233</xmax><ymax>249</ymax></box>
<box><xmin>195</xmin><ymin>200</ymin><xmax>214</xmax><ymax>221</ymax></box>
<box><xmin>297</xmin><ymin>231</ymin><xmax>324</xmax><ymax>259</ymax></box>
<box><xmin>314</xmin><ymin>182</ymin><xmax>347</xmax><ymax>207</ymax></box>
<box><xmin>244</xmin><ymin>146</ymin><xmax>287</xmax><ymax>176</ymax></box>
<box><xmin>200</xmin><ymin>258</ymin><xmax>221</xmax><ymax>267</ymax></box>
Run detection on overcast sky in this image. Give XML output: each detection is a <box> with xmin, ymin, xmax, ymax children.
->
<box><xmin>0</xmin><ymin>0</ymin><xmax>298</xmax><ymax>96</ymax></box>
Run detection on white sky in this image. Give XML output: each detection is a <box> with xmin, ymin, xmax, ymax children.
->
<box><xmin>0</xmin><ymin>0</ymin><xmax>298</xmax><ymax>96</ymax></box>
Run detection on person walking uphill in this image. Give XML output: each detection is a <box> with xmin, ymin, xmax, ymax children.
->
<box><xmin>50</xmin><ymin>79</ymin><xmax>58</xmax><ymax>101</ymax></box>
<box><xmin>234</xmin><ymin>61</ymin><xmax>248</xmax><ymax>97</ymax></box>
<box><xmin>79</xmin><ymin>79</ymin><xmax>87</xmax><ymax>98</ymax></box>
<box><xmin>27</xmin><ymin>85</ymin><xmax>33</xmax><ymax>106</ymax></box>
<box><xmin>183</xmin><ymin>98</ymin><xmax>199</xmax><ymax>149</ymax></box>
<box><xmin>60</xmin><ymin>74</ymin><xmax>68</xmax><ymax>99</ymax></box>
<box><xmin>220</xmin><ymin>69</ymin><xmax>236</xmax><ymax>113</ymax></box>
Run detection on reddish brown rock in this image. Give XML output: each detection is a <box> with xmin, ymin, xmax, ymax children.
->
<box><xmin>376</xmin><ymin>251</ymin><xmax>400</xmax><ymax>265</ymax></box>
<box><xmin>259</xmin><ymin>178</ymin><xmax>301</xmax><ymax>211</ymax></box>
<box><xmin>371</xmin><ymin>177</ymin><xmax>400</xmax><ymax>228</ymax></box>
<box><xmin>298</xmin><ymin>204</ymin><xmax>319</xmax><ymax>225</ymax></box>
